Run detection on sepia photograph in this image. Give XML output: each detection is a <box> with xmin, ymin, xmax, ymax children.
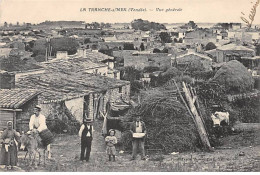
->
<box><xmin>0</xmin><ymin>0</ymin><xmax>259</xmax><ymax>172</ymax></box>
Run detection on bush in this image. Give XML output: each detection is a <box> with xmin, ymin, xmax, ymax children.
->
<box><xmin>143</xmin><ymin>66</ymin><xmax>160</xmax><ymax>73</ymax></box>
<box><xmin>205</xmin><ymin>42</ymin><xmax>217</xmax><ymax>51</ymax></box>
<box><xmin>32</xmin><ymin>39</ymin><xmax>47</xmax><ymax>56</ymax></box>
<box><xmin>231</xmin><ymin>97</ymin><xmax>260</xmax><ymax>123</ymax></box>
<box><xmin>153</xmin><ymin>48</ymin><xmax>161</xmax><ymax>53</ymax></box>
<box><xmin>123</xmin><ymin>43</ymin><xmax>135</xmax><ymax>50</ymax></box>
<box><xmin>47</xmin><ymin>119</ymin><xmax>80</xmax><ymax>135</ymax></box>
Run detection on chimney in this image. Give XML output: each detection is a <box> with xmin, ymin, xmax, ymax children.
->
<box><xmin>77</xmin><ymin>48</ymin><xmax>86</xmax><ymax>57</ymax></box>
<box><xmin>56</xmin><ymin>51</ymin><xmax>68</xmax><ymax>59</ymax></box>
<box><xmin>0</xmin><ymin>70</ymin><xmax>15</xmax><ymax>89</ymax></box>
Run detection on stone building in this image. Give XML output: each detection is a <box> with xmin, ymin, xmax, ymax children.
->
<box><xmin>16</xmin><ymin>70</ymin><xmax>130</xmax><ymax>123</ymax></box>
<box><xmin>216</xmin><ymin>44</ymin><xmax>255</xmax><ymax>63</ymax></box>
<box><xmin>174</xmin><ymin>52</ymin><xmax>213</xmax><ymax>71</ymax></box>
<box><xmin>0</xmin><ymin>88</ymin><xmax>40</xmax><ymax>132</ymax></box>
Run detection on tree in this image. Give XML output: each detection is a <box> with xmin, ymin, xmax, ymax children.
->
<box><xmin>100</xmin><ymin>22</ymin><xmax>105</xmax><ymax>29</ymax></box>
<box><xmin>123</xmin><ymin>43</ymin><xmax>135</xmax><ymax>50</ymax></box>
<box><xmin>256</xmin><ymin>44</ymin><xmax>260</xmax><ymax>56</ymax></box>
<box><xmin>105</xmin><ymin>23</ymin><xmax>111</xmax><ymax>28</ymax></box>
<box><xmin>159</xmin><ymin>32</ymin><xmax>172</xmax><ymax>44</ymax></box>
<box><xmin>188</xmin><ymin>21</ymin><xmax>197</xmax><ymax>29</ymax></box>
<box><xmin>131</xmin><ymin>19</ymin><xmax>166</xmax><ymax>31</ymax></box>
<box><xmin>84</xmin><ymin>38</ymin><xmax>91</xmax><ymax>44</ymax></box>
<box><xmin>205</xmin><ymin>42</ymin><xmax>217</xmax><ymax>51</ymax></box>
<box><xmin>50</xmin><ymin>37</ymin><xmax>79</xmax><ymax>55</ymax></box>
<box><xmin>161</xmin><ymin>48</ymin><xmax>168</xmax><ymax>53</ymax></box>
<box><xmin>91</xmin><ymin>22</ymin><xmax>100</xmax><ymax>29</ymax></box>
<box><xmin>140</xmin><ymin>43</ymin><xmax>145</xmax><ymax>51</ymax></box>
<box><xmin>153</xmin><ymin>48</ymin><xmax>161</xmax><ymax>53</ymax></box>
<box><xmin>32</xmin><ymin>39</ymin><xmax>48</xmax><ymax>57</ymax></box>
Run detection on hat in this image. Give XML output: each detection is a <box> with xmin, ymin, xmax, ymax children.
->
<box><xmin>108</xmin><ymin>129</ymin><xmax>116</xmax><ymax>135</ymax></box>
<box><xmin>7</xmin><ymin>121</ymin><xmax>13</xmax><ymax>125</ymax></box>
<box><xmin>83</xmin><ymin>118</ymin><xmax>93</xmax><ymax>123</ymax></box>
<box><xmin>34</xmin><ymin>105</ymin><xmax>41</xmax><ymax>111</ymax></box>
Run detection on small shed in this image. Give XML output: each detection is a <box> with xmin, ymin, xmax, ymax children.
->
<box><xmin>0</xmin><ymin>89</ymin><xmax>41</xmax><ymax>132</ymax></box>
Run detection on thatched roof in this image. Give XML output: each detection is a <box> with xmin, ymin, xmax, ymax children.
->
<box><xmin>211</xmin><ymin>60</ymin><xmax>254</xmax><ymax>93</ymax></box>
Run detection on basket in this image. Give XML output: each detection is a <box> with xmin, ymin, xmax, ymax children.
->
<box><xmin>133</xmin><ymin>133</ymin><xmax>146</xmax><ymax>138</ymax></box>
<box><xmin>39</xmin><ymin>129</ymin><xmax>54</xmax><ymax>146</ymax></box>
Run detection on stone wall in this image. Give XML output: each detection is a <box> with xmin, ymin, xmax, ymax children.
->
<box><xmin>124</xmin><ymin>54</ymin><xmax>171</xmax><ymax>70</ymax></box>
<box><xmin>216</xmin><ymin>50</ymin><xmax>255</xmax><ymax>63</ymax></box>
<box><xmin>65</xmin><ymin>97</ymin><xmax>84</xmax><ymax>122</ymax></box>
<box><xmin>16</xmin><ymin>96</ymin><xmax>38</xmax><ymax>132</ymax></box>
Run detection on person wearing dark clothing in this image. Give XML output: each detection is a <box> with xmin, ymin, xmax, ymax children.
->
<box><xmin>78</xmin><ymin>118</ymin><xmax>93</xmax><ymax>162</ymax></box>
<box><xmin>0</xmin><ymin>121</ymin><xmax>20</xmax><ymax>169</ymax></box>
<box><xmin>130</xmin><ymin>116</ymin><xmax>146</xmax><ymax>160</ymax></box>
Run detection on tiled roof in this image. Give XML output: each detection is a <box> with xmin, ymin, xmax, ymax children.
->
<box><xmin>0</xmin><ymin>89</ymin><xmax>40</xmax><ymax>109</ymax></box>
<box><xmin>16</xmin><ymin>70</ymin><xmax>129</xmax><ymax>103</ymax></box>
<box><xmin>177</xmin><ymin>52</ymin><xmax>213</xmax><ymax>61</ymax></box>
<box><xmin>217</xmin><ymin>44</ymin><xmax>255</xmax><ymax>52</ymax></box>
<box><xmin>41</xmin><ymin>57</ymin><xmax>107</xmax><ymax>72</ymax></box>
<box><xmin>85</xmin><ymin>51</ymin><xmax>114</xmax><ymax>62</ymax></box>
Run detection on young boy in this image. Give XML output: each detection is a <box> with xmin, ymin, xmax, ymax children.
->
<box><xmin>105</xmin><ymin>129</ymin><xmax>117</xmax><ymax>161</ymax></box>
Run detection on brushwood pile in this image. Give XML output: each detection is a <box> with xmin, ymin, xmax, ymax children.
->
<box><xmin>120</xmin><ymin>85</ymin><xmax>200</xmax><ymax>153</ymax></box>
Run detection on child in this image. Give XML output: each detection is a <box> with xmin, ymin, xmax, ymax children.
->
<box><xmin>105</xmin><ymin>129</ymin><xmax>117</xmax><ymax>161</ymax></box>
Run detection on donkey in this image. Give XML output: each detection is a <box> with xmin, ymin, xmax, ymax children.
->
<box><xmin>20</xmin><ymin>130</ymin><xmax>48</xmax><ymax>166</ymax></box>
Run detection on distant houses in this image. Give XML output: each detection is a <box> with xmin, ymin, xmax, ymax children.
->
<box><xmin>124</xmin><ymin>51</ymin><xmax>172</xmax><ymax>70</ymax></box>
<box><xmin>174</xmin><ymin>52</ymin><xmax>213</xmax><ymax>71</ymax></box>
<box><xmin>216</xmin><ymin>44</ymin><xmax>255</xmax><ymax>63</ymax></box>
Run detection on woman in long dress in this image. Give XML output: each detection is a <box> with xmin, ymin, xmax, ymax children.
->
<box><xmin>0</xmin><ymin>121</ymin><xmax>20</xmax><ymax>169</ymax></box>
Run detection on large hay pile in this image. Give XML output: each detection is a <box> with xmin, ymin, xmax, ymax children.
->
<box><xmin>121</xmin><ymin>85</ymin><xmax>199</xmax><ymax>153</ymax></box>
<box><xmin>211</xmin><ymin>60</ymin><xmax>254</xmax><ymax>93</ymax></box>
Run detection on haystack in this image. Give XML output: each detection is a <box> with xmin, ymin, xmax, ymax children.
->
<box><xmin>121</xmin><ymin>86</ymin><xmax>199</xmax><ymax>153</ymax></box>
<box><xmin>211</xmin><ymin>60</ymin><xmax>254</xmax><ymax>93</ymax></box>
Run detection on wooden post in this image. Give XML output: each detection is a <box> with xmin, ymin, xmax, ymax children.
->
<box><xmin>13</xmin><ymin>111</ymin><xmax>16</xmax><ymax>130</ymax></box>
<box><xmin>173</xmin><ymin>80</ymin><xmax>196</xmax><ymax>125</ymax></box>
<box><xmin>182</xmin><ymin>82</ymin><xmax>213</xmax><ymax>151</ymax></box>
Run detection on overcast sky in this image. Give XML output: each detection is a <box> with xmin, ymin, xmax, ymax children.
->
<box><xmin>0</xmin><ymin>0</ymin><xmax>259</xmax><ymax>24</ymax></box>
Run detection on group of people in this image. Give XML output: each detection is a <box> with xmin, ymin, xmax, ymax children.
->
<box><xmin>79</xmin><ymin>115</ymin><xmax>147</xmax><ymax>162</ymax></box>
<box><xmin>0</xmin><ymin>104</ymin><xmax>147</xmax><ymax>169</ymax></box>
<box><xmin>0</xmin><ymin>105</ymin><xmax>52</xmax><ymax>170</ymax></box>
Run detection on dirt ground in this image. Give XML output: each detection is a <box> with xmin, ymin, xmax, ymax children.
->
<box><xmin>1</xmin><ymin>120</ymin><xmax>259</xmax><ymax>172</ymax></box>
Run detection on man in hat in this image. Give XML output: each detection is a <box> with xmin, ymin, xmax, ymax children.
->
<box><xmin>29</xmin><ymin>105</ymin><xmax>51</xmax><ymax>158</ymax></box>
<box><xmin>29</xmin><ymin>105</ymin><xmax>47</xmax><ymax>133</ymax></box>
<box><xmin>78</xmin><ymin>117</ymin><xmax>94</xmax><ymax>162</ymax></box>
<box><xmin>130</xmin><ymin>115</ymin><xmax>146</xmax><ymax>160</ymax></box>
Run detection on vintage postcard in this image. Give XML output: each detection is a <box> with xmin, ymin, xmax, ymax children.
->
<box><xmin>0</xmin><ymin>0</ymin><xmax>259</xmax><ymax>172</ymax></box>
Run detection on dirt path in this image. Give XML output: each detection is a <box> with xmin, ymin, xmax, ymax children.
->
<box><xmin>2</xmin><ymin>120</ymin><xmax>259</xmax><ymax>172</ymax></box>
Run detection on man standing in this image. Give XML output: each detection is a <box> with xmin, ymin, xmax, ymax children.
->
<box><xmin>78</xmin><ymin>118</ymin><xmax>93</xmax><ymax>162</ymax></box>
<box><xmin>29</xmin><ymin>105</ymin><xmax>52</xmax><ymax>159</ymax></box>
<box><xmin>130</xmin><ymin>115</ymin><xmax>146</xmax><ymax>160</ymax></box>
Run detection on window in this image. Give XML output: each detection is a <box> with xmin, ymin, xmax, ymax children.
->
<box><xmin>119</xmin><ymin>87</ymin><xmax>122</xmax><ymax>93</ymax></box>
